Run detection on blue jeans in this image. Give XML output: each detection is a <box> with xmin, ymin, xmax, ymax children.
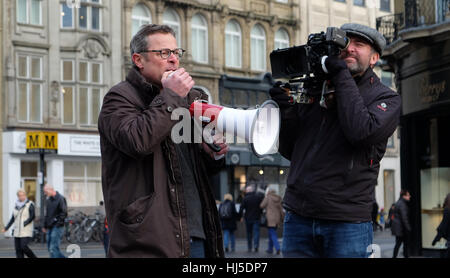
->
<box><xmin>245</xmin><ymin>220</ymin><xmax>260</xmax><ymax>251</ymax></box>
<box><xmin>189</xmin><ymin>238</ymin><xmax>205</xmax><ymax>258</ymax></box>
<box><xmin>47</xmin><ymin>226</ymin><xmax>65</xmax><ymax>258</ymax></box>
<box><xmin>267</xmin><ymin>227</ymin><xmax>281</xmax><ymax>253</ymax></box>
<box><xmin>282</xmin><ymin>211</ymin><xmax>373</xmax><ymax>258</ymax></box>
<box><xmin>223</xmin><ymin>229</ymin><xmax>235</xmax><ymax>251</ymax></box>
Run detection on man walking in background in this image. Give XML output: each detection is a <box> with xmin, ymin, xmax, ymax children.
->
<box><xmin>239</xmin><ymin>185</ymin><xmax>264</xmax><ymax>252</ymax></box>
<box><xmin>392</xmin><ymin>190</ymin><xmax>412</xmax><ymax>258</ymax></box>
<box><xmin>42</xmin><ymin>184</ymin><xmax>67</xmax><ymax>258</ymax></box>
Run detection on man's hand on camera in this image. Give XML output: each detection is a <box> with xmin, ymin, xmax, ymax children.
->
<box><xmin>324</xmin><ymin>56</ymin><xmax>347</xmax><ymax>77</ymax></box>
<box><xmin>161</xmin><ymin>68</ymin><xmax>194</xmax><ymax>98</ymax></box>
<box><xmin>269</xmin><ymin>81</ymin><xmax>291</xmax><ymax>108</ymax></box>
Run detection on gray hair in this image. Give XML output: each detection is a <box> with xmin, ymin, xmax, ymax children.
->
<box><xmin>130</xmin><ymin>24</ymin><xmax>176</xmax><ymax>66</ymax></box>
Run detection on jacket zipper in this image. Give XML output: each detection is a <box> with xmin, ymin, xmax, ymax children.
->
<box><xmin>165</xmin><ymin>140</ymin><xmax>185</xmax><ymax>257</ymax></box>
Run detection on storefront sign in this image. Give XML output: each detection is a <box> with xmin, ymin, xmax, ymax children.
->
<box><xmin>25</xmin><ymin>131</ymin><xmax>58</xmax><ymax>154</ymax></box>
<box><xmin>402</xmin><ymin>67</ymin><xmax>450</xmax><ymax>115</ymax></box>
<box><xmin>57</xmin><ymin>134</ymin><xmax>100</xmax><ymax>156</ymax></box>
<box><xmin>69</xmin><ymin>137</ymin><xmax>100</xmax><ymax>153</ymax></box>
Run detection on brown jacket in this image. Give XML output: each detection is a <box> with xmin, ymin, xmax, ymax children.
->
<box><xmin>260</xmin><ymin>191</ymin><xmax>285</xmax><ymax>228</ymax></box>
<box><xmin>98</xmin><ymin>67</ymin><xmax>224</xmax><ymax>258</ymax></box>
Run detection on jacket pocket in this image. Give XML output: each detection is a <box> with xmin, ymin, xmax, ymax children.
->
<box><xmin>118</xmin><ymin>193</ymin><xmax>155</xmax><ymax>226</ymax></box>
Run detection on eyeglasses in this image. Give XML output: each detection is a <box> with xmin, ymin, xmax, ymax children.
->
<box><xmin>140</xmin><ymin>48</ymin><xmax>185</xmax><ymax>59</ymax></box>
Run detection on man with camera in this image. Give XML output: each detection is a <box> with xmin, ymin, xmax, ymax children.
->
<box><xmin>270</xmin><ymin>23</ymin><xmax>401</xmax><ymax>258</ymax></box>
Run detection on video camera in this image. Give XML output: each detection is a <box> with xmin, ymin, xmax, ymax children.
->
<box><xmin>270</xmin><ymin>27</ymin><xmax>349</xmax><ymax>106</ymax></box>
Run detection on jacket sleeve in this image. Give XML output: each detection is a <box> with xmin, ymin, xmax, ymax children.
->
<box><xmin>23</xmin><ymin>203</ymin><xmax>35</xmax><ymax>227</ymax></box>
<box><xmin>199</xmin><ymin>146</ymin><xmax>225</xmax><ymax>176</ymax></box>
<box><xmin>4</xmin><ymin>214</ymin><xmax>15</xmax><ymax>231</ymax></box>
<box><xmin>56</xmin><ymin>198</ymin><xmax>68</xmax><ymax>226</ymax></box>
<box><xmin>277</xmin><ymin>106</ymin><xmax>301</xmax><ymax>160</ymax></box>
<box><xmin>239</xmin><ymin>199</ymin><xmax>246</xmax><ymax>217</ymax></box>
<box><xmin>331</xmin><ymin>70</ymin><xmax>401</xmax><ymax>147</ymax></box>
<box><xmin>260</xmin><ymin>196</ymin><xmax>268</xmax><ymax>209</ymax></box>
<box><xmin>400</xmin><ymin>202</ymin><xmax>412</xmax><ymax>232</ymax></box>
<box><xmin>98</xmin><ymin>87</ymin><xmax>189</xmax><ymax>159</ymax></box>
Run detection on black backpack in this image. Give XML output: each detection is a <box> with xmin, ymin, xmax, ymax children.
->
<box><xmin>219</xmin><ymin>201</ymin><xmax>233</xmax><ymax>220</ymax></box>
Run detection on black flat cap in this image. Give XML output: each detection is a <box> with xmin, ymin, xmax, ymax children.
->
<box><xmin>340</xmin><ymin>23</ymin><xmax>386</xmax><ymax>55</ymax></box>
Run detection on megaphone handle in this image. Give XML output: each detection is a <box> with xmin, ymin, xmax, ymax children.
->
<box><xmin>206</xmin><ymin>142</ymin><xmax>222</xmax><ymax>153</ymax></box>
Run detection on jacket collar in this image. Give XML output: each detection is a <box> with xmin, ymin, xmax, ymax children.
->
<box><xmin>354</xmin><ymin>67</ymin><xmax>375</xmax><ymax>86</ymax></box>
<box><xmin>126</xmin><ymin>66</ymin><xmax>158</xmax><ymax>105</ymax></box>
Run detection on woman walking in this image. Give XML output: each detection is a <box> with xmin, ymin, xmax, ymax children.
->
<box><xmin>260</xmin><ymin>185</ymin><xmax>285</xmax><ymax>255</ymax></box>
<box><xmin>2</xmin><ymin>189</ymin><xmax>37</xmax><ymax>258</ymax></box>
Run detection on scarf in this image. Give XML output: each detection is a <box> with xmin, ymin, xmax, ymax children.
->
<box><xmin>15</xmin><ymin>199</ymin><xmax>28</xmax><ymax>210</ymax></box>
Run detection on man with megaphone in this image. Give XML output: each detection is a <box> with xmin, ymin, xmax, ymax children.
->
<box><xmin>98</xmin><ymin>24</ymin><xmax>228</xmax><ymax>258</ymax></box>
<box><xmin>270</xmin><ymin>23</ymin><xmax>401</xmax><ymax>258</ymax></box>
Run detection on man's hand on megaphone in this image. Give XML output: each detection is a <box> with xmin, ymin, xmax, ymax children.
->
<box><xmin>202</xmin><ymin>133</ymin><xmax>229</xmax><ymax>160</ymax></box>
<box><xmin>324</xmin><ymin>55</ymin><xmax>348</xmax><ymax>77</ymax></box>
<box><xmin>269</xmin><ymin>81</ymin><xmax>291</xmax><ymax>108</ymax></box>
<box><xmin>161</xmin><ymin>68</ymin><xmax>195</xmax><ymax>98</ymax></box>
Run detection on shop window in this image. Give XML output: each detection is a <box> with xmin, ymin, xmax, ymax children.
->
<box><xmin>64</xmin><ymin>161</ymin><xmax>102</xmax><ymax>207</ymax></box>
<box><xmin>419</xmin><ymin>117</ymin><xmax>450</xmax><ymax>250</ymax></box>
<box><xmin>21</xmin><ymin>161</ymin><xmax>39</xmax><ymax>203</ymax></box>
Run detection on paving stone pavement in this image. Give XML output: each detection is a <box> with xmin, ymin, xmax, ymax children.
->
<box><xmin>0</xmin><ymin>228</ymin><xmax>404</xmax><ymax>258</ymax></box>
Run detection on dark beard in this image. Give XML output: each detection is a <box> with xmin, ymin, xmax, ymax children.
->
<box><xmin>346</xmin><ymin>60</ymin><xmax>368</xmax><ymax>75</ymax></box>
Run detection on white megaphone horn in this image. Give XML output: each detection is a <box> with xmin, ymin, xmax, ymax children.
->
<box><xmin>189</xmin><ymin>100</ymin><xmax>280</xmax><ymax>157</ymax></box>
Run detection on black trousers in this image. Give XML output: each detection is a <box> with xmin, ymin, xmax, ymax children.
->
<box><xmin>14</xmin><ymin>237</ymin><xmax>37</xmax><ymax>258</ymax></box>
<box><xmin>393</xmin><ymin>236</ymin><xmax>408</xmax><ymax>258</ymax></box>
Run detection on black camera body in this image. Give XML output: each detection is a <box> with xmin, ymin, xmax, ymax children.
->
<box><xmin>270</xmin><ymin>27</ymin><xmax>349</xmax><ymax>80</ymax></box>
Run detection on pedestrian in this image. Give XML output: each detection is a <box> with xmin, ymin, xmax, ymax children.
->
<box><xmin>372</xmin><ymin>201</ymin><xmax>383</xmax><ymax>231</ymax></box>
<box><xmin>2</xmin><ymin>189</ymin><xmax>37</xmax><ymax>258</ymax></box>
<box><xmin>387</xmin><ymin>204</ymin><xmax>395</xmax><ymax>229</ymax></box>
<box><xmin>239</xmin><ymin>185</ymin><xmax>264</xmax><ymax>252</ymax></box>
<box><xmin>42</xmin><ymin>184</ymin><xmax>68</xmax><ymax>258</ymax></box>
<box><xmin>218</xmin><ymin>194</ymin><xmax>239</xmax><ymax>253</ymax></box>
<box><xmin>260</xmin><ymin>185</ymin><xmax>284</xmax><ymax>255</ymax></box>
<box><xmin>391</xmin><ymin>190</ymin><xmax>412</xmax><ymax>258</ymax></box>
<box><xmin>432</xmin><ymin>193</ymin><xmax>450</xmax><ymax>258</ymax></box>
<box><xmin>270</xmin><ymin>23</ymin><xmax>401</xmax><ymax>258</ymax></box>
<box><xmin>98</xmin><ymin>24</ymin><xmax>229</xmax><ymax>258</ymax></box>
<box><xmin>99</xmin><ymin>201</ymin><xmax>109</xmax><ymax>256</ymax></box>
<box><xmin>379</xmin><ymin>208</ymin><xmax>385</xmax><ymax>230</ymax></box>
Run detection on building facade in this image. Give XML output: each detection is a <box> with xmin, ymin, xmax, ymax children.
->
<box><xmin>378</xmin><ymin>0</ymin><xmax>450</xmax><ymax>257</ymax></box>
<box><xmin>2</xmin><ymin>0</ymin><xmax>123</xmax><ymax>228</ymax></box>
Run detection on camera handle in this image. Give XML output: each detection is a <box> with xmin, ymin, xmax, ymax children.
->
<box><xmin>320</xmin><ymin>80</ymin><xmax>335</xmax><ymax>109</ymax></box>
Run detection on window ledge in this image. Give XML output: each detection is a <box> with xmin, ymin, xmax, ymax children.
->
<box><xmin>17</xmin><ymin>23</ymin><xmax>44</xmax><ymax>29</ymax></box>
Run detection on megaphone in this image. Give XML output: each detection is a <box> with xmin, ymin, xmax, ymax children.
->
<box><xmin>189</xmin><ymin>100</ymin><xmax>280</xmax><ymax>157</ymax></box>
